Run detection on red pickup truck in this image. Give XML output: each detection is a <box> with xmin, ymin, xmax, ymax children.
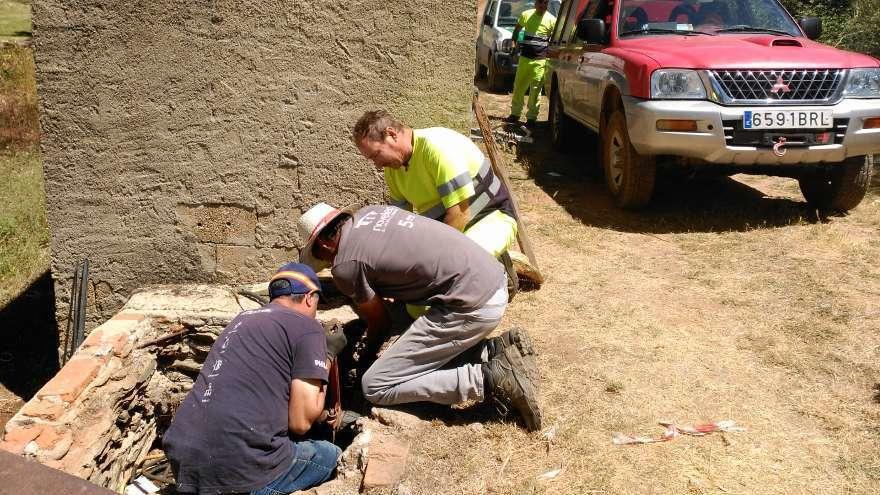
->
<box><xmin>546</xmin><ymin>0</ymin><xmax>880</xmax><ymax>210</ymax></box>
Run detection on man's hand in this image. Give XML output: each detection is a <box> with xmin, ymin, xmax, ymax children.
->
<box><xmin>325</xmin><ymin>332</ymin><xmax>348</xmax><ymax>360</ymax></box>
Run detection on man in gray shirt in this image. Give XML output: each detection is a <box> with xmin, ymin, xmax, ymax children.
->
<box><xmin>298</xmin><ymin>203</ymin><xmax>541</xmax><ymax>431</ymax></box>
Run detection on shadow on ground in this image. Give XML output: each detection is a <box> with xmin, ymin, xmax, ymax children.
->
<box><xmin>0</xmin><ymin>271</ymin><xmax>59</xmax><ymax>401</ymax></box>
<box><xmin>492</xmin><ymin>118</ymin><xmax>833</xmax><ymax>234</ymax></box>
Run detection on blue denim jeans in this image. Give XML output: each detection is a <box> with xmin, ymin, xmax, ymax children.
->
<box><xmin>250</xmin><ymin>440</ymin><xmax>341</xmax><ymax>495</ymax></box>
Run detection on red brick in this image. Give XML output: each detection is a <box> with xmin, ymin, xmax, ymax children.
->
<box><xmin>20</xmin><ymin>400</ymin><xmax>66</xmax><ymax>421</ymax></box>
<box><xmin>111</xmin><ymin>312</ymin><xmax>145</xmax><ymax>321</ymax></box>
<box><xmin>37</xmin><ymin>358</ymin><xmax>103</xmax><ymax>402</ymax></box>
<box><xmin>362</xmin><ymin>433</ymin><xmax>411</xmax><ymax>490</ymax></box>
<box><xmin>34</xmin><ymin>426</ymin><xmax>65</xmax><ymax>449</ymax></box>
<box><xmin>0</xmin><ymin>440</ymin><xmax>26</xmax><ymax>455</ymax></box>
<box><xmin>4</xmin><ymin>424</ymin><xmax>43</xmax><ymax>443</ymax></box>
<box><xmin>107</xmin><ymin>333</ymin><xmax>131</xmax><ymax>357</ymax></box>
<box><xmin>81</xmin><ymin>328</ymin><xmax>104</xmax><ymax>348</ymax></box>
<box><xmin>1</xmin><ymin>424</ymin><xmax>43</xmax><ymax>455</ymax></box>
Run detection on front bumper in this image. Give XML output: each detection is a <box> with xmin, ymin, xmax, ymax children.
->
<box><xmin>625</xmin><ymin>97</ymin><xmax>880</xmax><ymax>165</ymax></box>
<box><xmin>493</xmin><ymin>52</ymin><xmax>518</xmax><ymax>76</ymax></box>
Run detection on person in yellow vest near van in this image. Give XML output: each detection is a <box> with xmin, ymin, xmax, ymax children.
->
<box><xmin>507</xmin><ymin>0</ymin><xmax>556</xmax><ymax>127</ymax></box>
<box><xmin>352</xmin><ymin>110</ymin><xmax>520</xmax><ymax>313</ymax></box>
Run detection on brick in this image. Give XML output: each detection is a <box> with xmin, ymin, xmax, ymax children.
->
<box><xmin>362</xmin><ymin>433</ymin><xmax>410</xmax><ymax>490</ymax></box>
<box><xmin>37</xmin><ymin>358</ymin><xmax>103</xmax><ymax>402</ymax></box>
<box><xmin>20</xmin><ymin>400</ymin><xmax>66</xmax><ymax>421</ymax></box>
<box><xmin>111</xmin><ymin>312</ymin><xmax>145</xmax><ymax>322</ymax></box>
<box><xmin>106</xmin><ymin>332</ymin><xmax>131</xmax><ymax>357</ymax></box>
<box><xmin>81</xmin><ymin>328</ymin><xmax>105</xmax><ymax>348</ymax></box>
<box><xmin>35</xmin><ymin>425</ymin><xmax>64</xmax><ymax>449</ymax></box>
<box><xmin>1</xmin><ymin>424</ymin><xmax>43</xmax><ymax>455</ymax></box>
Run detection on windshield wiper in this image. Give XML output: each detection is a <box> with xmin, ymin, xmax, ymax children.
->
<box><xmin>619</xmin><ymin>27</ymin><xmax>715</xmax><ymax>37</ymax></box>
<box><xmin>715</xmin><ymin>25</ymin><xmax>793</xmax><ymax>36</ymax></box>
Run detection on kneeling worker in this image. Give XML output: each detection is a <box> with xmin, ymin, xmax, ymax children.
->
<box><xmin>298</xmin><ymin>202</ymin><xmax>541</xmax><ymax>431</ymax></box>
<box><xmin>352</xmin><ymin>110</ymin><xmax>519</xmax><ymax>264</ymax></box>
<box><xmin>163</xmin><ymin>263</ymin><xmax>340</xmax><ymax>494</ymax></box>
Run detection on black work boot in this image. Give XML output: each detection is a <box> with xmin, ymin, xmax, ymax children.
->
<box><xmin>486</xmin><ymin>327</ymin><xmax>539</xmax><ymax>385</ymax></box>
<box><xmin>499</xmin><ymin>250</ymin><xmax>519</xmax><ymax>302</ymax></box>
<box><xmin>482</xmin><ymin>343</ymin><xmax>542</xmax><ymax>431</ymax></box>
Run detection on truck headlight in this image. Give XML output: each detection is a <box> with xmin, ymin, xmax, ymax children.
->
<box><xmin>650</xmin><ymin>70</ymin><xmax>706</xmax><ymax>99</ymax></box>
<box><xmin>844</xmin><ymin>69</ymin><xmax>880</xmax><ymax>98</ymax></box>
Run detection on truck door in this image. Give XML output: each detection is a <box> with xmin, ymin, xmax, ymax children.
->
<box><xmin>571</xmin><ymin>0</ymin><xmax>611</xmax><ymax>129</ymax></box>
<box><xmin>550</xmin><ymin>0</ymin><xmax>590</xmax><ymax>125</ymax></box>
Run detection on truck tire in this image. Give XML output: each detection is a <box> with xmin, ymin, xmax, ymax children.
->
<box><xmin>474</xmin><ymin>55</ymin><xmax>486</xmax><ymax>82</ymax></box>
<box><xmin>549</xmin><ymin>85</ymin><xmax>575</xmax><ymax>150</ymax></box>
<box><xmin>601</xmin><ymin>108</ymin><xmax>656</xmax><ymax>208</ymax></box>
<box><xmin>798</xmin><ymin>155</ymin><xmax>874</xmax><ymax>212</ymax></box>
<box><xmin>487</xmin><ymin>55</ymin><xmax>504</xmax><ymax>93</ymax></box>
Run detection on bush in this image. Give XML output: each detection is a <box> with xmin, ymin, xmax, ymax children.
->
<box><xmin>781</xmin><ymin>0</ymin><xmax>880</xmax><ymax>57</ymax></box>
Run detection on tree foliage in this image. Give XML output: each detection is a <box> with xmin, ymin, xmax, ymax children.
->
<box><xmin>781</xmin><ymin>0</ymin><xmax>880</xmax><ymax>56</ymax></box>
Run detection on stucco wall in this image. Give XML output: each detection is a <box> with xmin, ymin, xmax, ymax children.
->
<box><xmin>34</xmin><ymin>1</ymin><xmax>476</xmax><ymax>334</ymax></box>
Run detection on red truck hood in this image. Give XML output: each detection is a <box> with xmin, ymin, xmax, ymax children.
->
<box><xmin>617</xmin><ymin>34</ymin><xmax>879</xmax><ymax>69</ymax></box>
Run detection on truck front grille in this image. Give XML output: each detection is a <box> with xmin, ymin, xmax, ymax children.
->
<box><xmin>722</xmin><ymin>118</ymin><xmax>848</xmax><ymax>147</ymax></box>
<box><xmin>710</xmin><ymin>69</ymin><xmax>845</xmax><ymax>104</ymax></box>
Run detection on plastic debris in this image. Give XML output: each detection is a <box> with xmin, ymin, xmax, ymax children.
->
<box><xmin>537</xmin><ymin>468</ymin><xmax>562</xmax><ymax>481</ymax></box>
<box><xmin>612</xmin><ymin>420</ymin><xmax>745</xmax><ymax>445</ymax></box>
<box><xmin>124</xmin><ymin>476</ymin><xmax>160</xmax><ymax>495</ymax></box>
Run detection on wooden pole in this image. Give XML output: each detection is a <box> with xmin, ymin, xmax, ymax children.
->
<box><xmin>472</xmin><ymin>92</ymin><xmax>545</xmax><ymax>286</ymax></box>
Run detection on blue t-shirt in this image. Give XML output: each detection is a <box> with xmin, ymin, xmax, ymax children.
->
<box><xmin>163</xmin><ymin>302</ymin><xmax>329</xmax><ymax>494</ymax></box>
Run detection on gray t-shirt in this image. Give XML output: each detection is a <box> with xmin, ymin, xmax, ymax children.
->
<box><xmin>331</xmin><ymin>205</ymin><xmax>504</xmax><ymax>310</ymax></box>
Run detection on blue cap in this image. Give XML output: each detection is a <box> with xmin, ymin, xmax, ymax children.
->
<box><xmin>268</xmin><ymin>262</ymin><xmax>322</xmax><ymax>299</ymax></box>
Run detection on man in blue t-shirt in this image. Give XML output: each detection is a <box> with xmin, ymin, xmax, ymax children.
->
<box><xmin>163</xmin><ymin>263</ymin><xmax>341</xmax><ymax>494</ymax></box>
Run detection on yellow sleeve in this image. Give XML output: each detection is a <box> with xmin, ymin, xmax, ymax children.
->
<box><xmin>425</xmin><ymin>142</ymin><xmax>476</xmax><ymax>209</ymax></box>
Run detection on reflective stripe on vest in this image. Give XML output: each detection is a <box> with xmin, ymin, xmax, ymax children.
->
<box><xmin>392</xmin><ymin>198</ymin><xmax>412</xmax><ymax>210</ymax></box>
<box><xmin>423</xmin><ymin>158</ymin><xmax>504</xmax><ymax>225</ymax></box>
<box><xmin>520</xmin><ymin>33</ymin><xmax>550</xmax><ymax>59</ymax></box>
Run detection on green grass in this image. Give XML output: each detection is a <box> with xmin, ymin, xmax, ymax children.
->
<box><xmin>0</xmin><ymin>42</ymin><xmax>46</xmax><ymax>305</ymax></box>
<box><xmin>0</xmin><ymin>1</ymin><xmax>31</xmax><ymax>42</ymax></box>
<box><xmin>0</xmin><ymin>149</ymin><xmax>48</xmax><ymax>305</ymax></box>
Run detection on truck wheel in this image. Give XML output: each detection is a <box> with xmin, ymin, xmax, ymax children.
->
<box><xmin>474</xmin><ymin>55</ymin><xmax>485</xmax><ymax>82</ymax></box>
<box><xmin>798</xmin><ymin>155</ymin><xmax>874</xmax><ymax>212</ymax></box>
<box><xmin>487</xmin><ymin>56</ymin><xmax>503</xmax><ymax>92</ymax></box>
<box><xmin>601</xmin><ymin>108</ymin><xmax>656</xmax><ymax>208</ymax></box>
<box><xmin>549</xmin><ymin>85</ymin><xmax>575</xmax><ymax>150</ymax></box>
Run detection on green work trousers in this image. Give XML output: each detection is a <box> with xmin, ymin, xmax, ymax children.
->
<box><xmin>510</xmin><ymin>56</ymin><xmax>548</xmax><ymax>121</ymax></box>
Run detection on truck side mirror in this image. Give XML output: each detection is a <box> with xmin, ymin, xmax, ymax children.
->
<box><xmin>799</xmin><ymin>17</ymin><xmax>821</xmax><ymax>40</ymax></box>
<box><xmin>483</xmin><ymin>14</ymin><xmax>493</xmax><ymax>27</ymax></box>
<box><xmin>576</xmin><ymin>18</ymin><xmax>606</xmax><ymax>44</ymax></box>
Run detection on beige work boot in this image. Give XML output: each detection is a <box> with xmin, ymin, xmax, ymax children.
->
<box><xmin>483</xmin><ymin>343</ymin><xmax>542</xmax><ymax>431</ymax></box>
<box><xmin>486</xmin><ymin>327</ymin><xmax>539</xmax><ymax>386</ymax></box>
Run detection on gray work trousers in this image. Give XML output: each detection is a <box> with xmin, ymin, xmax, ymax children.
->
<box><xmin>361</xmin><ymin>280</ymin><xmax>508</xmax><ymax>405</ymax></box>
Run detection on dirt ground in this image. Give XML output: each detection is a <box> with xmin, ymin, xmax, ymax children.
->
<box><xmin>398</xmin><ymin>89</ymin><xmax>880</xmax><ymax>494</ymax></box>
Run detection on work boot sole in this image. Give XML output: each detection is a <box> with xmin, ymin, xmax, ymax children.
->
<box><xmin>488</xmin><ymin>327</ymin><xmax>539</xmax><ymax>387</ymax></box>
<box><xmin>502</xmin><ymin>345</ymin><xmax>542</xmax><ymax>431</ymax></box>
<box><xmin>485</xmin><ymin>344</ymin><xmax>542</xmax><ymax>431</ymax></box>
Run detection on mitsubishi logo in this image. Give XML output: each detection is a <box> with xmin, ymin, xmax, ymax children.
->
<box><xmin>770</xmin><ymin>74</ymin><xmax>791</xmax><ymax>97</ymax></box>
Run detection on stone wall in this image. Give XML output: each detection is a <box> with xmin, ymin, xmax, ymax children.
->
<box><xmin>34</xmin><ymin>0</ymin><xmax>477</xmax><ymax>335</ymax></box>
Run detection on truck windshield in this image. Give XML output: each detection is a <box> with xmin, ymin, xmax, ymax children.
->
<box><xmin>617</xmin><ymin>0</ymin><xmax>801</xmax><ymax>37</ymax></box>
<box><xmin>498</xmin><ymin>0</ymin><xmax>562</xmax><ymax>28</ymax></box>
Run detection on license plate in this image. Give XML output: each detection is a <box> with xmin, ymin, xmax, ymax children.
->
<box><xmin>743</xmin><ymin>110</ymin><xmax>833</xmax><ymax>129</ymax></box>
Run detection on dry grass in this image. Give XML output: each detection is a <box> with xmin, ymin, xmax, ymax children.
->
<box><xmin>0</xmin><ymin>44</ymin><xmax>46</xmax><ymax>305</ymax></box>
<box><xmin>0</xmin><ymin>45</ymin><xmax>39</xmax><ymax>150</ymax></box>
<box><xmin>392</xmin><ymin>91</ymin><xmax>880</xmax><ymax>494</ymax></box>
